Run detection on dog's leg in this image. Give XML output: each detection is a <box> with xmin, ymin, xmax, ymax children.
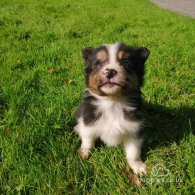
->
<box><xmin>124</xmin><ymin>137</ymin><xmax>146</xmax><ymax>175</ymax></box>
<box><xmin>79</xmin><ymin>135</ymin><xmax>95</xmax><ymax>160</ymax></box>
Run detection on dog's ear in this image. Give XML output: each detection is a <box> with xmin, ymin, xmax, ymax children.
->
<box><xmin>82</xmin><ymin>47</ymin><xmax>94</xmax><ymax>65</ymax></box>
<box><xmin>137</xmin><ymin>47</ymin><xmax>150</xmax><ymax>62</ymax></box>
<box><xmin>120</xmin><ymin>43</ymin><xmax>150</xmax><ymax>62</ymax></box>
<box><xmin>131</xmin><ymin>47</ymin><xmax>150</xmax><ymax>87</ymax></box>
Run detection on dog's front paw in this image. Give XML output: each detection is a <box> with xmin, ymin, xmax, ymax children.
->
<box><xmin>78</xmin><ymin>147</ymin><xmax>91</xmax><ymax>160</ymax></box>
<box><xmin>128</xmin><ymin>160</ymin><xmax>147</xmax><ymax>175</ymax></box>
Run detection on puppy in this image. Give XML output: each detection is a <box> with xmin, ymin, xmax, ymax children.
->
<box><xmin>74</xmin><ymin>42</ymin><xmax>150</xmax><ymax>175</ymax></box>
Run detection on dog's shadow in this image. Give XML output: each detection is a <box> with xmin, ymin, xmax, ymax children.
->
<box><xmin>94</xmin><ymin>102</ymin><xmax>195</xmax><ymax>159</ymax></box>
<box><xmin>142</xmin><ymin>102</ymin><xmax>195</xmax><ymax>159</ymax></box>
<box><xmin>88</xmin><ymin>101</ymin><xmax>195</xmax><ymax>162</ymax></box>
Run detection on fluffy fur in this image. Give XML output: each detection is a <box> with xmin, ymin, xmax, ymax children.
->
<box><xmin>74</xmin><ymin>42</ymin><xmax>150</xmax><ymax>175</ymax></box>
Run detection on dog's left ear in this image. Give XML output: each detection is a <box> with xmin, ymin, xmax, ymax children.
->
<box><xmin>137</xmin><ymin>47</ymin><xmax>150</xmax><ymax>62</ymax></box>
<box><xmin>82</xmin><ymin>47</ymin><xmax>94</xmax><ymax>65</ymax></box>
<box><xmin>132</xmin><ymin>47</ymin><xmax>150</xmax><ymax>86</ymax></box>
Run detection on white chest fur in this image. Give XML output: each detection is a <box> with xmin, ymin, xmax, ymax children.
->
<box><xmin>76</xmin><ymin>96</ymin><xmax>141</xmax><ymax>146</ymax></box>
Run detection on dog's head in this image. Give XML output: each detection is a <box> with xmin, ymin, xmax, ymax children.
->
<box><xmin>82</xmin><ymin>42</ymin><xmax>150</xmax><ymax>96</ymax></box>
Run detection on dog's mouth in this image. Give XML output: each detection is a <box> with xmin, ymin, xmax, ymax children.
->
<box><xmin>99</xmin><ymin>82</ymin><xmax>121</xmax><ymax>88</ymax></box>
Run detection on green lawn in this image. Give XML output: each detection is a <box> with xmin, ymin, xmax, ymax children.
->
<box><xmin>0</xmin><ymin>0</ymin><xmax>195</xmax><ymax>194</ymax></box>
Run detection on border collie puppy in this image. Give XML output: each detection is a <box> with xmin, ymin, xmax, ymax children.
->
<box><xmin>74</xmin><ymin>42</ymin><xmax>150</xmax><ymax>175</ymax></box>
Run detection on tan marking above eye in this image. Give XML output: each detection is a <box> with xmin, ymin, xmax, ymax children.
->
<box><xmin>96</xmin><ymin>50</ymin><xmax>108</xmax><ymax>62</ymax></box>
<box><xmin>118</xmin><ymin>51</ymin><xmax>123</xmax><ymax>60</ymax></box>
<box><xmin>118</xmin><ymin>51</ymin><xmax>130</xmax><ymax>60</ymax></box>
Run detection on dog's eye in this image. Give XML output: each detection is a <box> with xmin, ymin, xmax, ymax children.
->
<box><xmin>121</xmin><ymin>60</ymin><xmax>130</xmax><ymax>68</ymax></box>
<box><xmin>95</xmin><ymin>60</ymin><xmax>102</xmax><ymax>69</ymax></box>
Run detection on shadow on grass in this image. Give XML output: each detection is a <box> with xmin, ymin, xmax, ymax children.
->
<box><xmin>89</xmin><ymin>102</ymin><xmax>195</xmax><ymax>159</ymax></box>
<box><xmin>78</xmin><ymin>101</ymin><xmax>195</xmax><ymax>159</ymax></box>
<box><xmin>91</xmin><ymin>102</ymin><xmax>195</xmax><ymax>151</ymax></box>
<box><xmin>142</xmin><ymin>103</ymin><xmax>195</xmax><ymax>159</ymax></box>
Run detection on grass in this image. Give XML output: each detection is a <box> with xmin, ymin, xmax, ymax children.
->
<box><xmin>0</xmin><ymin>0</ymin><xmax>195</xmax><ymax>193</ymax></box>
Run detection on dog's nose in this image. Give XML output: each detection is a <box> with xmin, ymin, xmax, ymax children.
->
<box><xmin>105</xmin><ymin>69</ymin><xmax>117</xmax><ymax>79</ymax></box>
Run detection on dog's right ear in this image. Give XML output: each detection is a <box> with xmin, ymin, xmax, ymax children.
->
<box><xmin>82</xmin><ymin>47</ymin><xmax>94</xmax><ymax>65</ymax></box>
